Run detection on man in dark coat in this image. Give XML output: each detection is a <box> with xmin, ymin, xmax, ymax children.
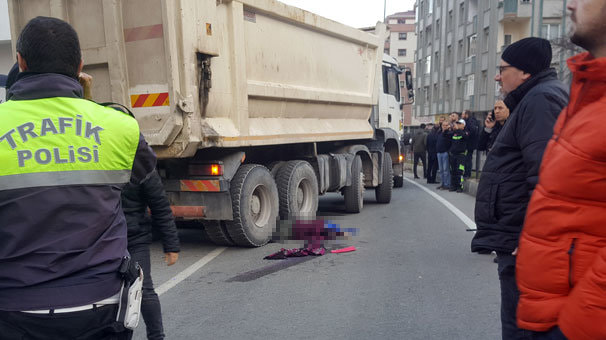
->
<box><xmin>470</xmin><ymin>38</ymin><xmax>569</xmax><ymax>340</ymax></box>
<box><xmin>411</xmin><ymin>123</ymin><xmax>428</xmax><ymax>179</ymax></box>
<box><xmin>462</xmin><ymin>110</ymin><xmax>479</xmax><ymax>178</ymax></box>
<box><xmin>477</xmin><ymin>100</ymin><xmax>510</xmax><ymax>153</ymax></box>
<box><xmin>122</xmin><ymin>170</ymin><xmax>181</xmax><ymax>340</ymax></box>
<box><xmin>425</xmin><ymin>123</ymin><xmax>439</xmax><ymax>183</ymax></box>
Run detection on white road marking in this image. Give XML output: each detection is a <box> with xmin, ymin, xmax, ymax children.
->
<box><xmin>157</xmin><ymin>247</ymin><xmax>227</xmax><ymax>296</ymax></box>
<box><xmin>404</xmin><ymin>177</ymin><xmax>477</xmax><ymax>231</ymax></box>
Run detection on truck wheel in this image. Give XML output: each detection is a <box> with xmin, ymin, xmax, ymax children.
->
<box><xmin>276</xmin><ymin>160</ymin><xmax>319</xmax><ymax>219</ymax></box>
<box><xmin>393</xmin><ymin>176</ymin><xmax>404</xmax><ymax>188</ymax></box>
<box><xmin>204</xmin><ymin>220</ymin><xmax>235</xmax><ymax>246</ymax></box>
<box><xmin>344</xmin><ymin>155</ymin><xmax>364</xmax><ymax>213</ymax></box>
<box><xmin>375</xmin><ymin>153</ymin><xmax>393</xmax><ymax>203</ymax></box>
<box><xmin>226</xmin><ymin>164</ymin><xmax>279</xmax><ymax>247</ymax></box>
<box><xmin>267</xmin><ymin>161</ymin><xmax>285</xmax><ymax>178</ymax></box>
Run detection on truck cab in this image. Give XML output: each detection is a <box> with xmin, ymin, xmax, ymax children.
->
<box><xmin>378</xmin><ymin>54</ymin><xmax>403</xmax><ymax>138</ymax></box>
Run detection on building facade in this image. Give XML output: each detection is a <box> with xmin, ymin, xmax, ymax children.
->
<box><xmin>384</xmin><ymin>11</ymin><xmax>419</xmax><ymax>127</ymax></box>
<box><xmin>413</xmin><ymin>0</ymin><xmax>567</xmax><ymax>121</ymax></box>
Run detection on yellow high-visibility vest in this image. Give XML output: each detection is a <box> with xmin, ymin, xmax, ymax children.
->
<box><xmin>0</xmin><ymin>97</ymin><xmax>140</xmax><ymax>190</ymax></box>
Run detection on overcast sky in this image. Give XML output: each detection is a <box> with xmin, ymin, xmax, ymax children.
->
<box><xmin>278</xmin><ymin>0</ymin><xmax>416</xmax><ymax>28</ymax></box>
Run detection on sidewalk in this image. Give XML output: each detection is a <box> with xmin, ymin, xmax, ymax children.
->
<box><xmin>404</xmin><ymin>163</ymin><xmax>479</xmax><ymax>197</ymax></box>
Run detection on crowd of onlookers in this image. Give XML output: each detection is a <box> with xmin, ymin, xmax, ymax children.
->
<box><xmin>408</xmin><ymin>106</ymin><xmax>508</xmax><ymax>192</ymax></box>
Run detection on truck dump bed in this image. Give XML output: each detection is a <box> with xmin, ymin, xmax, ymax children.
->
<box><xmin>8</xmin><ymin>0</ymin><xmax>384</xmax><ymax>158</ymax></box>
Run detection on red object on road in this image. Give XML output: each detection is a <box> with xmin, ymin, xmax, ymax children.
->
<box><xmin>330</xmin><ymin>246</ymin><xmax>356</xmax><ymax>254</ymax></box>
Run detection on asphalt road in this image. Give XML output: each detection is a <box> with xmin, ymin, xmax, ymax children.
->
<box><xmin>134</xmin><ymin>173</ymin><xmax>500</xmax><ymax>340</ymax></box>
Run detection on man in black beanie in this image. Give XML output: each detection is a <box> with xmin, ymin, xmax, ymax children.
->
<box><xmin>471</xmin><ymin>37</ymin><xmax>569</xmax><ymax>340</ymax></box>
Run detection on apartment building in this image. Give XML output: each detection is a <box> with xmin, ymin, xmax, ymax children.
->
<box><xmin>414</xmin><ymin>0</ymin><xmax>567</xmax><ymax>121</ymax></box>
<box><xmin>384</xmin><ymin>11</ymin><xmax>419</xmax><ymax>127</ymax></box>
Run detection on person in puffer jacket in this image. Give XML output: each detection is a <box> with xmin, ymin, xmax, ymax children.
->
<box><xmin>516</xmin><ymin>1</ymin><xmax>606</xmax><ymax>339</ymax></box>
<box><xmin>470</xmin><ymin>37</ymin><xmax>568</xmax><ymax>340</ymax></box>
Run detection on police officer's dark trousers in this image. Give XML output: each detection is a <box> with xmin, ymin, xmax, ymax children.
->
<box><xmin>0</xmin><ymin>305</ymin><xmax>132</xmax><ymax>340</ymax></box>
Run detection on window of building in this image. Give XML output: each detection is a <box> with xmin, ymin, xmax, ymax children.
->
<box><xmin>483</xmin><ymin>28</ymin><xmax>490</xmax><ymax>51</ymax></box>
<box><xmin>541</xmin><ymin>24</ymin><xmax>560</xmax><ymax>40</ymax></box>
<box><xmin>448</xmin><ymin>10</ymin><xmax>453</xmax><ymax>30</ymax></box>
<box><xmin>445</xmin><ymin>80</ymin><xmax>451</xmax><ymax>99</ymax></box>
<box><xmin>436</xmin><ymin>19</ymin><xmax>441</xmax><ymax>35</ymax></box>
<box><xmin>426</xmin><ymin>26</ymin><xmax>432</xmax><ymax>45</ymax></box>
<box><xmin>399</xmin><ymin>32</ymin><xmax>408</xmax><ymax>40</ymax></box>
<box><xmin>458</xmin><ymin>77</ymin><xmax>465</xmax><ymax>98</ymax></box>
<box><xmin>481</xmin><ymin>71</ymin><xmax>488</xmax><ymax>92</ymax></box>
<box><xmin>504</xmin><ymin>34</ymin><xmax>512</xmax><ymax>48</ymax></box>
<box><xmin>425</xmin><ymin>56</ymin><xmax>432</xmax><ymax>74</ymax></box>
<box><xmin>447</xmin><ymin>45</ymin><xmax>452</xmax><ymax>61</ymax></box>
<box><xmin>465</xmin><ymin>74</ymin><xmax>475</xmax><ymax>98</ymax></box>
<box><xmin>434</xmin><ymin>51</ymin><xmax>439</xmax><ymax>67</ymax></box>
<box><xmin>467</xmin><ymin>34</ymin><xmax>477</xmax><ymax>58</ymax></box>
<box><xmin>458</xmin><ymin>39</ymin><xmax>464</xmax><ymax>61</ymax></box>
<box><xmin>459</xmin><ymin>2</ymin><xmax>465</xmax><ymax>25</ymax></box>
<box><xmin>384</xmin><ymin>48</ymin><xmax>389</xmax><ymax>54</ymax></box>
<box><xmin>397</xmin><ymin>19</ymin><xmax>406</xmax><ymax>24</ymax></box>
<box><xmin>398</xmin><ymin>49</ymin><xmax>407</xmax><ymax>56</ymax></box>
<box><xmin>433</xmin><ymin>84</ymin><xmax>439</xmax><ymax>102</ymax></box>
<box><xmin>428</xmin><ymin>0</ymin><xmax>433</xmax><ymax>14</ymax></box>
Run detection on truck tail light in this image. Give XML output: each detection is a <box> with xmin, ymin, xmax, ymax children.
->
<box><xmin>188</xmin><ymin>163</ymin><xmax>224</xmax><ymax>176</ymax></box>
<box><xmin>399</xmin><ymin>154</ymin><xmax>404</xmax><ymax>163</ymax></box>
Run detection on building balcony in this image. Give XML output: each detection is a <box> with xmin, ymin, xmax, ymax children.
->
<box><xmin>500</xmin><ymin>0</ymin><xmax>532</xmax><ymax>21</ymax></box>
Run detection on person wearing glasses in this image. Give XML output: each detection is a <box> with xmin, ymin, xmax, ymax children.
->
<box><xmin>470</xmin><ymin>37</ymin><xmax>568</xmax><ymax>340</ymax></box>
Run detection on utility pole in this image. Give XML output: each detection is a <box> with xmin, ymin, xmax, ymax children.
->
<box><xmin>538</xmin><ymin>0</ymin><xmax>545</xmax><ymax>38</ymax></box>
<box><xmin>531</xmin><ymin>0</ymin><xmax>535</xmax><ymax>36</ymax></box>
<box><xmin>384</xmin><ymin>0</ymin><xmax>387</xmax><ymax>23</ymax></box>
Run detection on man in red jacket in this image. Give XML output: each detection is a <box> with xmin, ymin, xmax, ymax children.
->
<box><xmin>516</xmin><ymin>1</ymin><xmax>606</xmax><ymax>339</ymax></box>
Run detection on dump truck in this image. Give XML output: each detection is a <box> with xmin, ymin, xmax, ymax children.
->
<box><xmin>7</xmin><ymin>0</ymin><xmax>413</xmax><ymax>247</ymax></box>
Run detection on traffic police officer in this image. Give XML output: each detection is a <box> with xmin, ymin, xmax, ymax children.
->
<box><xmin>0</xmin><ymin>16</ymin><xmax>156</xmax><ymax>339</ymax></box>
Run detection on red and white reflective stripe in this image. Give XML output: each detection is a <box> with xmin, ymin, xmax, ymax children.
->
<box><xmin>180</xmin><ymin>180</ymin><xmax>220</xmax><ymax>192</ymax></box>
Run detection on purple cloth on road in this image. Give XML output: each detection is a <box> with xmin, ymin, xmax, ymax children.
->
<box><xmin>264</xmin><ymin>247</ymin><xmax>326</xmax><ymax>260</ymax></box>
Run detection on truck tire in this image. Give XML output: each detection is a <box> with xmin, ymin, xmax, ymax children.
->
<box><xmin>375</xmin><ymin>153</ymin><xmax>393</xmax><ymax>203</ymax></box>
<box><xmin>267</xmin><ymin>161</ymin><xmax>285</xmax><ymax>178</ymax></box>
<box><xmin>204</xmin><ymin>220</ymin><xmax>235</xmax><ymax>246</ymax></box>
<box><xmin>226</xmin><ymin>164</ymin><xmax>279</xmax><ymax>247</ymax></box>
<box><xmin>393</xmin><ymin>176</ymin><xmax>404</xmax><ymax>188</ymax></box>
<box><xmin>276</xmin><ymin>160</ymin><xmax>319</xmax><ymax>219</ymax></box>
<box><xmin>344</xmin><ymin>155</ymin><xmax>364</xmax><ymax>213</ymax></box>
